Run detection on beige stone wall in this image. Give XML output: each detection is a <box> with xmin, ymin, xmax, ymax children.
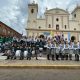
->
<box><xmin>46</xmin><ymin>15</ymin><xmax>53</xmax><ymax>28</ymax></box>
<box><xmin>45</xmin><ymin>14</ymin><xmax>69</xmax><ymax>30</ymax></box>
<box><xmin>45</xmin><ymin>8</ymin><xmax>69</xmax><ymax>30</ymax></box>
<box><xmin>37</xmin><ymin>19</ymin><xmax>46</xmax><ymax>29</ymax></box>
<box><xmin>72</xmin><ymin>8</ymin><xmax>80</xmax><ymax>23</ymax></box>
<box><xmin>69</xmin><ymin>20</ymin><xmax>79</xmax><ymax>31</ymax></box>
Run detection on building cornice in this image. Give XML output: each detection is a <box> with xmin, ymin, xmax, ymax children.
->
<box><xmin>26</xmin><ymin>28</ymin><xmax>80</xmax><ymax>33</ymax></box>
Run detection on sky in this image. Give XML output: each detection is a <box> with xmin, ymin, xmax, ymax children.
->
<box><xmin>0</xmin><ymin>0</ymin><xmax>80</xmax><ymax>35</ymax></box>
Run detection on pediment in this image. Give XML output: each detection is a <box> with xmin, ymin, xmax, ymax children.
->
<box><xmin>45</xmin><ymin>8</ymin><xmax>69</xmax><ymax>15</ymax></box>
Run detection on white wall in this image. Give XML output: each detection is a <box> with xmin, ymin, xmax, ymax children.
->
<box><xmin>69</xmin><ymin>20</ymin><xmax>79</xmax><ymax>31</ymax></box>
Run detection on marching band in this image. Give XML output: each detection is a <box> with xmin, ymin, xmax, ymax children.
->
<box><xmin>0</xmin><ymin>36</ymin><xmax>80</xmax><ymax>61</ymax></box>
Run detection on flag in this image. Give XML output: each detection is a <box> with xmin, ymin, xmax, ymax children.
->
<box><xmin>50</xmin><ymin>31</ymin><xmax>54</xmax><ymax>36</ymax></box>
<box><xmin>68</xmin><ymin>32</ymin><xmax>71</xmax><ymax>42</ymax></box>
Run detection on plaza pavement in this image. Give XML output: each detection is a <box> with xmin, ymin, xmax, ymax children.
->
<box><xmin>0</xmin><ymin>53</ymin><xmax>80</xmax><ymax>69</ymax></box>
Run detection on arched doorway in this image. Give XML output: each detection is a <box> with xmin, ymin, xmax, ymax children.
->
<box><xmin>39</xmin><ymin>34</ymin><xmax>44</xmax><ymax>39</ymax></box>
<box><xmin>71</xmin><ymin>36</ymin><xmax>76</xmax><ymax>42</ymax></box>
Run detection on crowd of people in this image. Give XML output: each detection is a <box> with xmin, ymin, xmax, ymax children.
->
<box><xmin>0</xmin><ymin>35</ymin><xmax>80</xmax><ymax>61</ymax></box>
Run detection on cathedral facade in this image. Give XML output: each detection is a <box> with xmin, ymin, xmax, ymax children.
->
<box><xmin>26</xmin><ymin>2</ymin><xmax>80</xmax><ymax>41</ymax></box>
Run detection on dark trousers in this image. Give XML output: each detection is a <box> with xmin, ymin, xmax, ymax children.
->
<box><xmin>47</xmin><ymin>54</ymin><xmax>50</xmax><ymax>60</ymax></box>
<box><xmin>7</xmin><ymin>55</ymin><xmax>11</xmax><ymax>59</ymax></box>
<box><xmin>61</xmin><ymin>54</ymin><xmax>64</xmax><ymax>60</ymax></box>
<box><xmin>79</xmin><ymin>49</ymin><xmax>80</xmax><ymax>54</ymax></box>
<box><xmin>59</xmin><ymin>52</ymin><xmax>64</xmax><ymax>60</ymax></box>
<box><xmin>52</xmin><ymin>54</ymin><xmax>55</xmax><ymax>60</ymax></box>
<box><xmin>20</xmin><ymin>52</ymin><xmax>24</xmax><ymax>60</ymax></box>
<box><xmin>65</xmin><ymin>54</ymin><xmax>68</xmax><ymax>60</ymax></box>
<box><xmin>27</xmin><ymin>53</ymin><xmax>32</xmax><ymax>60</ymax></box>
<box><xmin>47</xmin><ymin>49</ymin><xmax>51</xmax><ymax>60</ymax></box>
<box><xmin>69</xmin><ymin>54</ymin><xmax>72</xmax><ymax>60</ymax></box>
<box><xmin>56</xmin><ymin>54</ymin><xmax>59</xmax><ymax>60</ymax></box>
<box><xmin>11</xmin><ymin>52</ymin><xmax>16</xmax><ymax>59</ymax></box>
<box><xmin>35</xmin><ymin>50</ymin><xmax>38</xmax><ymax>60</ymax></box>
<box><xmin>75</xmin><ymin>54</ymin><xmax>79</xmax><ymax>61</ymax></box>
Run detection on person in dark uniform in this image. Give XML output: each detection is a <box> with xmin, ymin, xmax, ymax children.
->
<box><xmin>35</xmin><ymin>39</ymin><xmax>40</xmax><ymax>60</ymax></box>
<box><xmin>46</xmin><ymin>40</ymin><xmax>51</xmax><ymax>60</ymax></box>
<box><xmin>27</xmin><ymin>45</ymin><xmax>32</xmax><ymax>60</ymax></box>
<box><xmin>6</xmin><ymin>44</ymin><xmax>12</xmax><ymax>60</ymax></box>
<box><xmin>51</xmin><ymin>42</ymin><xmax>56</xmax><ymax>61</ymax></box>
<box><xmin>11</xmin><ymin>43</ymin><xmax>16</xmax><ymax>59</ymax></box>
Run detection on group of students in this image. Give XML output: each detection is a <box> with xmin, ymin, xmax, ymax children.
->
<box><xmin>46</xmin><ymin>40</ymin><xmax>80</xmax><ymax>61</ymax></box>
<box><xmin>3</xmin><ymin>38</ymin><xmax>45</xmax><ymax>60</ymax></box>
<box><xmin>0</xmin><ymin>37</ymin><xmax>80</xmax><ymax>61</ymax></box>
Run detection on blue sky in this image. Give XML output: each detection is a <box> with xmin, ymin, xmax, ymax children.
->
<box><xmin>0</xmin><ymin>0</ymin><xmax>80</xmax><ymax>35</ymax></box>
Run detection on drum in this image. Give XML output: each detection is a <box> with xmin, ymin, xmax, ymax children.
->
<box><xmin>24</xmin><ymin>51</ymin><xmax>28</xmax><ymax>57</ymax></box>
<box><xmin>75</xmin><ymin>49</ymin><xmax>79</xmax><ymax>61</ymax></box>
<box><xmin>15</xmin><ymin>50</ymin><xmax>21</xmax><ymax>57</ymax></box>
<box><xmin>39</xmin><ymin>48</ymin><xmax>43</xmax><ymax>51</ymax></box>
<box><xmin>7</xmin><ymin>50</ymin><xmax>11</xmax><ymax>55</ymax></box>
<box><xmin>75</xmin><ymin>49</ymin><xmax>79</xmax><ymax>54</ymax></box>
<box><xmin>51</xmin><ymin>48</ymin><xmax>56</xmax><ymax>55</ymax></box>
<box><xmin>62</xmin><ymin>49</ymin><xmax>65</xmax><ymax>54</ymax></box>
<box><xmin>69</xmin><ymin>49</ymin><xmax>74</xmax><ymax>54</ymax></box>
<box><xmin>32</xmin><ymin>50</ymin><xmax>35</xmax><ymax>55</ymax></box>
<box><xmin>56</xmin><ymin>48</ymin><xmax>60</xmax><ymax>54</ymax></box>
<box><xmin>63</xmin><ymin>48</ymin><xmax>69</xmax><ymax>54</ymax></box>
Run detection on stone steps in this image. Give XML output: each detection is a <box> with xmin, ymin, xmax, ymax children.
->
<box><xmin>0</xmin><ymin>56</ymin><xmax>7</xmax><ymax>60</ymax></box>
<box><xmin>0</xmin><ymin>53</ymin><xmax>7</xmax><ymax>60</ymax></box>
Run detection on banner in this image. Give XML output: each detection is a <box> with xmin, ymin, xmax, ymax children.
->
<box><xmin>68</xmin><ymin>32</ymin><xmax>71</xmax><ymax>42</ymax></box>
<box><xmin>50</xmin><ymin>31</ymin><xmax>54</xmax><ymax>36</ymax></box>
<box><xmin>44</xmin><ymin>32</ymin><xmax>50</xmax><ymax>36</ymax></box>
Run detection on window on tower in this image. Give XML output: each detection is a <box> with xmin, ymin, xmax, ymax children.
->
<box><xmin>31</xmin><ymin>9</ymin><xmax>34</xmax><ymax>13</ymax></box>
<box><xmin>74</xmin><ymin>14</ymin><xmax>76</xmax><ymax>18</ymax></box>
<box><xmin>56</xmin><ymin>18</ymin><xmax>59</xmax><ymax>21</ymax></box>
<box><xmin>74</xmin><ymin>28</ymin><xmax>76</xmax><ymax>30</ymax></box>
<box><xmin>48</xmin><ymin>24</ymin><xmax>51</xmax><ymax>28</ymax></box>
<box><xmin>39</xmin><ymin>26</ymin><xmax>41</xmax><ymax>29</ymax></box>
<box><xmin>56</xmin><ymin>24</ymin><xmax>59</xmax><ymax>30</ymax></box>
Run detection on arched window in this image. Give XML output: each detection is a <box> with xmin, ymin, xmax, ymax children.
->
<box><xmin>56</xmin><ymin>24</ymin><xmax>59</xmax><ymax>30</ymax></box>
<box><xmin>74</xmin><ymin>28</ymin><xmax>76</xmax><ymax>30</ymax></box>
<box><xmin>39</xmin><ymin>26</ymin><xmax>41</xmax><ymax>29</ymax></box>
<box><xmin>31</xmin><ymin>9</ymin><xmax>34</xmax><ymax>13</ymax></box>
<box><xmin>56</xmin><ymin>18</ymin><xmax>59</xmax><ymax>21</ymax></box>
<box><xmin>74</xmin><ymin>14</ymin><xmax>76</xmax><ymax>18</ymax></box>
<box><xmin>65</xmin><ymin>25</ymin><xmax>67</xmax><ymax>29</ymax></box>
<box><xmin>48</xmin><ymin>24</ymin><xmax>51</xmax><ymax>28</ymax></box>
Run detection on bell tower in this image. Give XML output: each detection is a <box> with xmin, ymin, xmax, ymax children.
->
<box><xmin>27</xmin><ymin>1</ymin><xmax>38</xmax><ymax>29</ymax></box>
<box><xmin>72</xmin><ymin>5</ymin><xmax>80</xmax><ymax>23</ymax></box>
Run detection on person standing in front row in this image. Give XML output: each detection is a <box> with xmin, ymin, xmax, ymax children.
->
<box><xmin>59</xmin><ymin>41</ymin><xmax>64</xmax><ymax>60</ymax></box>
<box><xmin>64</xmin><ymin>42</ymin><xmax>69</xmax><ymax>60</ymax></box>
<box><xmin>55</xmin><ymin>43</ymin><xmax>60</xmax><ymax>60</ymax></box>
<box><xmin>69</xmin><ymin>42</ymin><xmax>74</xmax><ymax>60</ymax></box>
<box><xmin>51</xmin><ymin>41</ymin><xmax>56</xmax><ymax>60</ymax></box>
<box><xmin>75</xmin><ymin>41</ymin><xmax>79</xmax><ymax>61</ymax></box>
<box><xmin>46</xmin><ymin>40</ymin><xmax>51</xmax><ymax>60</ymax></box>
